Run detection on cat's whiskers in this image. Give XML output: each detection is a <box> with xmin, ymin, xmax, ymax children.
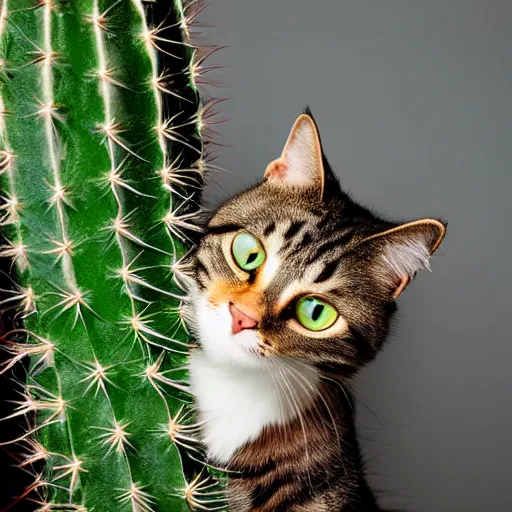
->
<box><xmin>276</xmin><ymin>359</ymin><xmax>309</xmax><ymax>452</ymax></box>
<box><xmin>284</xmin><ymin>360</ymin><xmax>354</xmax><ymax>482</ymax></box>
<box><xmin>317</xmin><ymin>371</ymin><xmax>354</xmax><ymax>416</ymax></box>
<box><xmin>264</xmin><ymin>353</ymin><xmax>349</xmax><ymax>479</ymax></box>
<box><xmin>267</xmin><ymin>356</ymin><xmax>295</xmax><ymax>434</ymax></box>
<box><xmin>267</xmin><ymin>358</ymin><xmax>303</xmax><ymax>467</ymax></box>
<box><xmin>263</xmin><ymin>357</ymin><xmax>286</xmax><ymax>425</ymax></box>
<box><xmin>281</xmin><ymin>359</ymin><xmax>343</xmax><ymax>454</ymax></box>
<box><xmin>269</xmin><ymin>357</ymin><xmax>314</xmax><ymax>491</ymax></box>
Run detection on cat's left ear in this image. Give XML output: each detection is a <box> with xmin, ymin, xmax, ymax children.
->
<box><xmin>264</xmin><ymin>113</ymin><xmax>326</xmax><ymax>194</ymax></box>
<box><xmin>362</xmin><ymin>218</ymin><xmax>447</xmax><ymax>299</ymax></box>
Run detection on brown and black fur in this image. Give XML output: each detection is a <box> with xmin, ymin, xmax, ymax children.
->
<box><xmin>226</xmin><ymin>379</ymin><xmax>380</xmax><ymax>512</ymax></box>
<box><xmin>190</xmin><ymin>108</ymin><xmax>446</xmax><ymax>511</ymax></box>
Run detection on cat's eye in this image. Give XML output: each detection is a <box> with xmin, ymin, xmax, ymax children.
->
<box><xmin>295</xmin><ymin>296</ymin><xmax>338</xmax><ymax>331</ymax></box>
<box><xmin>231</xmin><ymin>232</ymin><xmax>266</xmax><ymax>271</ymax></box>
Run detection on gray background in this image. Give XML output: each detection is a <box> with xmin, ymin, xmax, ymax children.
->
<box><xmin>198</xmin><ymin>2</ymin><xmax>511</xmax><ymax>511</ymax></box>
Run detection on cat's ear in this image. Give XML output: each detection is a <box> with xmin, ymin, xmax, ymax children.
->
<box><xmin>362</xmin><ymin>218</ymin><xmax>447</xmax><ymax>299</ymax></box>
<box><xmin>264</xmin><ymin>113</ymin><xmax>325</xmax><ymax>193</ymax></box>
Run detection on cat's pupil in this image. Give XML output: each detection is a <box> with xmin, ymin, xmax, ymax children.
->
<box><xmin>246</xmin><ymin>251</ymin><xmax>257</xmax><ymax>265</ymax></box>
<box><xmin>312</xmin><ymin>304</ymin><xmax>324</xmax><ymax>321</ymax></box>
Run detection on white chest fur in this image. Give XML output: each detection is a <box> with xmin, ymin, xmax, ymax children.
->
<box><xmin>188</xmin><ymin>351</ymin><xmax>320</xmax><ymax>464</ymax></box>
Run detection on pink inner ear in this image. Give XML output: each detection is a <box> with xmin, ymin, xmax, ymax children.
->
<box><xmin>264</xmin><ymin>157</ymin><xmax>289</xmax><ymax>181</ymax></box>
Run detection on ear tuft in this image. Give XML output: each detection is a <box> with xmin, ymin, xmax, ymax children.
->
<box><xmin>363</xmin><ymin>219</ymin><xmax>446</xmax><ymax>298</ymax></box>
<box><xmin>381</xmin><ymin>236</ymin><xmax>432</xmax><ymax>278</ymax></box>
<box><xmin>264</xmin><ymin>114</ymin><xmax>324</xmax><ymax>190</ymax></box>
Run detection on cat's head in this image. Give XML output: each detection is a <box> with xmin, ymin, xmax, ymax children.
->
<box><xmin>188</xmin><ymin>110</ymin><xmax>446</xmax><ymax>375</ymax></box>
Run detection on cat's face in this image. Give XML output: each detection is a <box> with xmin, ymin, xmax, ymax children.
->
<box><xmin>188</xmin><ymin>111</ymin><xmax>446</xmax><ymax>373</ymax></box>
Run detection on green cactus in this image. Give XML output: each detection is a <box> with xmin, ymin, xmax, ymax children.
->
<box><xmin>0</xmin><ymin>0</ymin><xmax>224</xmax><ymax>510</ymax></box>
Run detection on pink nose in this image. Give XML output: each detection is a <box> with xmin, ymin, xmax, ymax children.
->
<box><xmin>229</xmin><ymin>302</ymin><xmax>258</xmax><ymax>335</ymax></box>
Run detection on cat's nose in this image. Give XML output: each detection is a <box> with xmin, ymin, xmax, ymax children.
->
<box><xmin>229</xmin><ymin>302</ymin><xmax>258</xmax><ymax>334</ymax></box>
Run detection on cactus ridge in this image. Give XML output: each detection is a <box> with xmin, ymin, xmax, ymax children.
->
<box><xmin>0</xmin><ymin>0</ymin><xmax>227</xmax><ymax>510</ymax></box>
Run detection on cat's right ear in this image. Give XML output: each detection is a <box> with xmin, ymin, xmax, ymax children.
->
<box><xmin>264</xmin><ymin>114</ymin><xmax>326</xmax><ymax>194</ymax></box>
<box><xmin>361</xmin><ymin>218</ymin><xmax>447</xmax><ymax>300</ymax></box>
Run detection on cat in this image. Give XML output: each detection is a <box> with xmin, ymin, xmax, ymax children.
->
<box><xmin>186</xmin><ymin>108</ymin><xmax>446</xmax><ymax>512</ymax></box>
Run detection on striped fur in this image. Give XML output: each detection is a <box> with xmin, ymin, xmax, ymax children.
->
<box><xmin>187</xmin><ymin>111</ymin><xmax>446</xmax><ymax>511</ymax></box>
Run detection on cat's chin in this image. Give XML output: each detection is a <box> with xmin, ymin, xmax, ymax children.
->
<box><xmin>190</xmin><ymin>291</ymin><xmax>269</xmax><ymax>370</ymax></box>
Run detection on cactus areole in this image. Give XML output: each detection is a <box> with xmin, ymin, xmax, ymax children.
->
<box><xmin>0</xmin><ymin>0</ymin><xmax>223</xmax><ymax>510</ymax></box>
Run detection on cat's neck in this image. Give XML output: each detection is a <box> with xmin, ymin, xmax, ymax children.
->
<box><xmin>188</xmin><ymin>350</ymin><xmax>320</xmax><ymax>464</ymax></box>
<box><xmin>189</xmin><ymin>351</ymin><xmax>381</xmax><ymax>511</ymax></box>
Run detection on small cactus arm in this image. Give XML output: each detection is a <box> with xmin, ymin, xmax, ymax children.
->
<box><xmin>0</xmin><ymin>0</ymin><xmax>226</xmax><ymax>510</ymax></box>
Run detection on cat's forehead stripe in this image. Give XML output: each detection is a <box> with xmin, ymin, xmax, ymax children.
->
<box><xmin>273</xmin><ymin>260</ymin><xmax>333</xmax><ymax>313</ymax></box>
<box><xmin>308</xmin><ymin>230</ymin><xmax>352</xmax><ymax>261</ymax></box>
<box><xmin>259</xmin><ymin>218</ymin><xmax>323</xmax><ymax>293</ymax></box>
<box><xmin>206</xmin><ymin>223</ymin><xmax>244</xmax><ymax>236</ymax></box>
<box><xmin>283</xmin><ymin>220</ymin><xmax>306</xmax><ymax>240</ymax></box>
<box><xmin>313</xmin><ymin>260</ymin><xmax>340</xmax><ymax>284</ymax></box>
<box><xmin>263</xmin><ymin>222</ymin><xmax>276</xmax><ymax>237</ymax></box>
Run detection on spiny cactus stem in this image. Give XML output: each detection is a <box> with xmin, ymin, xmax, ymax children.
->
<box><xmin>132</xmin><ymin>0</ymin><xmax>168</xmax><ymax>171</ymax></box>
<box><xmin>114</xmin><ymin>256</ymin><xmax>184</xmax><ymax>301</ymax></box>
<box><xmin>92</xmin><ymin>0</ymin><xmax>116</xmax><ymax>135</ymax></box>
<box><xmin>79</xmin><ymin>354</ymin><xmax>142</xmax><ymax>503</ymax></box>
<box><xmin>135</xmin><ymin>0</ymin><xmax>203</xmax><ymax>254</ymax></box>
<box><xmin>91</xmin><ymin>419</ymin><xmax>134</xmax><ymax>457</ymax></box>
<box><xmin>143</xmin><ymin>351</ymin><xmax>190</xmax><ymax>394</ymax></box>
<box><xmin>1</xmin><ymin>0</ymin><xmax>227</xmax><ymax>509</ymax></box>
<box><xmin>139</xmin><ymin>0</ymin><xmax>206</xmax><ymax>248</ymax></box>
<box><xmin>0</xmin><ymin>381</ymin><xmax>66</xmax><ymax>448</ymax></box>
<box><xmin>175</xmin><ymin>0</ymin><xmax>207</xmax><ymax>43</ymax></box>
<box><xmin>90</xmin><ymin>383</ymin><xmax>138</xmax><ymax>489</ymax></box>
<box><xmin>90</xmin><ymin>0</ymin><xmax>187</xmax><ymax>371</ymax></box>
<box><xmin>174</xmin><ymin>472</ymin><xmax>229</xmax><ymax>511</ymax></box>
<box><xmin>40</xmin><ymin>0</ymin><xmax>76</xmax><ymax>290</ymax></box>
<box><xmin>35</xmin><ymin>367</ymin><xmax>83</xmax><ymax>501</ymax></box>
<box><xmin>157</xmin><ymin>116</ymin><xmax>201</xmax><ymax>156</ymax></box>
<box><xmin>1</xmin><ymin>0</ymin><xmax>82</xmax><ymax>500</ymax></box>
<box><xmin>0</xmin><ymin>0</ymin><xmax>25</xmax><ymax>269</ymax></box>
<box><xmin>92</xmin><ymin>5</ymin><xmax>196</xmax><ymax>506</ymax></box>
<box><xmin>90</xmin><ymin>6</ymin><xmax>157</xmax><ymax>499</ymax></box>
<box><xmin>92</xmin><ymin>0</ymin><xmax>142</xmax><ymax>362</ymax></box>
<box><xmin>0</xmin><ymin>329</ymin><xmax>54</xmax><ymax>374</ymax></box>
<box><xmin>118</xmin><ymin>482</ymin><xmax>157</xmax><ymax>512</ymax></box>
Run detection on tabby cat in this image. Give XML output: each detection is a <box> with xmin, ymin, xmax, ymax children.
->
<box><xmin>187</xmin><ymin>109</ymin><xmax>446</xmax><ymax>511</ymax></box>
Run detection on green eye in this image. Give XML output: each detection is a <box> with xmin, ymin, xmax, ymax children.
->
<box><xmin>296</xmin><ymin>296</ymin><xmax>338</xmax><ymax>331</ymax></box>
<box><xmin>231</xmin><ymin>232</ymin><xmax>266</xmax><ymax>271</ymax></box>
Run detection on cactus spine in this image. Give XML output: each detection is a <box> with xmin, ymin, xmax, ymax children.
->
<box><xmin>0</xmin><ymin>0</ymin><xmax>224</xmax><ymax>510</ymax></box>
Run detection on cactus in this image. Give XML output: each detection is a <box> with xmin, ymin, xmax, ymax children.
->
<box><xmin>0</xmin><ymin>0</ymin><xmax>225</xmax><ymax>510</ymax></box>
